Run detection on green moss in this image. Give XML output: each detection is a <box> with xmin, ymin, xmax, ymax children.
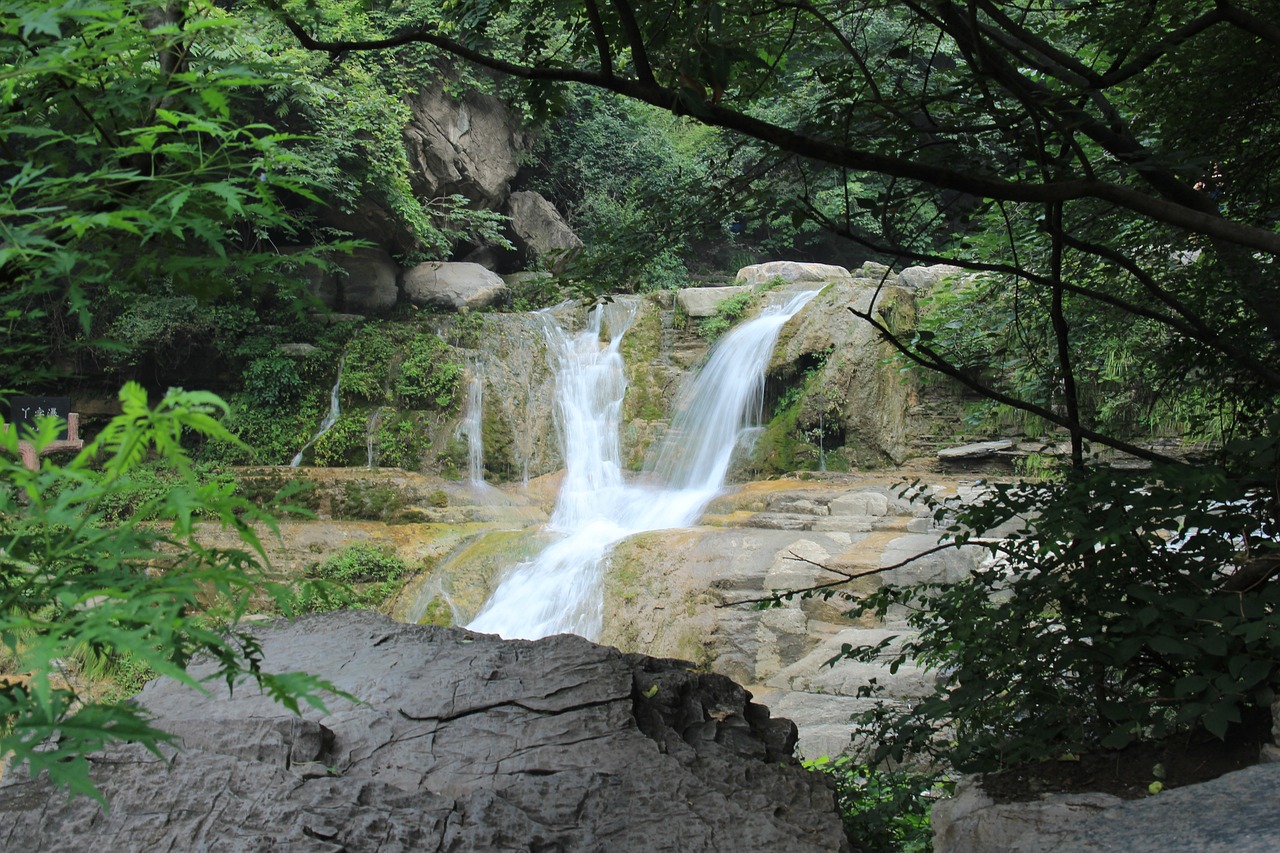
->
<box><xmin>420</xmin><ymin>597</ymin><xmax>454</xmax><ymax>627</ymax></box>
<box><xmin>621</xmin><ymin>306</ymin><xmax>667</xmax><ymax>422</ymax></box>
<box><xmin>479</xmin><ymin>410</ymin><xmax>517</xmax><ymax>481</ymax></box>
<box><xmin>338</xmin><ymin>480</ymin><xmax>407</xmax><ymax>520</ymax></box>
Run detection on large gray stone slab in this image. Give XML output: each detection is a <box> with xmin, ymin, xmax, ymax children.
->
<box><xmin>0</xmin><ymin>611</ymin><xmax>848</xmax><ymax>853</ymax></box>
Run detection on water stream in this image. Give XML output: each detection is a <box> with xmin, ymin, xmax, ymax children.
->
<box><xmin>291</xmin><ymin>355</ymin><xmax>345</xmax><ymax>467</ymax></box>
<box><xmin>466</xmin><ymin>289</ymin><xmax>819</xmax><ymax>640</ymax></box>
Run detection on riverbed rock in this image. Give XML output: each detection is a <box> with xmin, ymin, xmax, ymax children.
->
<box><xmin>0</xmin><ymin>611</ymin><xmax>848</xmax><ymax>853</ymax></box>
<box><xmin>735</xmin><ymin>261</ymin><xmax>852</xmax><ymax>287</ymax></box>
<box><xmin>402</xmin><ymin>261</ymin><xmax>508</xmax><ymax>311</ymax></box>
<box><xmin>932</xmin><ymin>763</ymin><xmax>1280</xmax><ymax>852</ymax></box>
<box><xmin>676</xmin><ymin>284</ymin><xmax>753</xmax><ymax>318</ymax></box>
<box><xmin>768</xmin><ymin>265</ymin><xmax>918</xmax><ymax>467</ymax></box>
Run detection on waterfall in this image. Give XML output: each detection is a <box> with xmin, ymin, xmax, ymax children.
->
<box><xmin>458</xmin><ymin>366</ymin><xmax>486</xmax><ymax>484</ymax></box>
<box><xmin>466</xmin><ymin>289</ymin><xmax>819</xmax><ymax>641</ymax></box>
<box><xmin>291</xmin><ymin>355</ymin><xmax>345</xmax><ymax>467</ymax></box>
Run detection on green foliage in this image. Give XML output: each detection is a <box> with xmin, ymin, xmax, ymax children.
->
<box><xmin>0</xmin><ymin>383</ymin><xmax>338</xmax><ymax>799</ymax></box>
<box><xmin>338</xmin><ymin>481</ymin><xmax>407</xmax><ymax>521</ymax></box>
<box><xmin>311</xmin><ymin>413</ymin><xmax>367</xmax><ymax>467</ymax></box>
<box><xmin>528</xmin><ymin>92</ymin><xmax>728</xmax><ymax>294</ymax></box>
<box><xmin>841</xmin><ymin>467</ymin><xmax>1280</xmax><ymax>772</ymax></box>
<box><xmin>698</xmin><ymin>291</ymin><xmax>757</xmax><ymax>340</ymax></box>
<box><xmin>395</xmin><ymin>334</ymin><xmax>462</xmax><ymax>410</ymax></box>
<box><xmin>805</xmin><ymin>756</ymin><xmax>947</xmax><ymax>853</ymax></box>
<box><xmin>0</xmin><ymin>0</ymin><xmax>341</xmax><ymax>388</ymax></box>
<box><xmin>373</xmin><ymin>413</ymin><xmax>427</xmax><ymax>471</ymax></box>
<box><xmin>298</xmin><ymin>543</ymin><xmax>410</xmax><ymax>611</ymax></box>
<box><xmin>308</xmin><ymin>544</ymin><xmax>408</xmax><ymax>584</ymax></box>
<box><xmin>243</xmin><ymin>356</ymin><xmax>307</xmax><ymax>408</ymax></box>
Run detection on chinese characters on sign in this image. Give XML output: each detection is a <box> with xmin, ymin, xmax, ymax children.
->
<box><xmin>10</xmin><ymin>396</ymin><xmax>72</xmax><ymax>441</ymax></box>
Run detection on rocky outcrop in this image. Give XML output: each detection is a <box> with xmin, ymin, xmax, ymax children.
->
<box><xmin>675</xmin><ymin>285</ymin><xmax>753</xmax><ymax>318</ymax></box>
<box><xmin>736</xmin><ymin>261</ymin><xmax>852</xmax><ymax>288</ymax></box>
<box><xmin>507</xmin><ymin>191</ymin><xmax>582</xmax><ymax>269</ymax></box>
<box><xmin>595</xmin><ymin>476</ymin><xmax>987</xmax><ymax>760</ymax></box>
<box><xmin>403</xmin><ymin>84</ymin><xmax>530</xmax><ymax>209</ymax></box>
<box><xmin>768</xmin><ymin>262</ymin><xmax>919</xmax><ymax>468</ymax></box>
<box><xmin>0</xmin><ymin>611</ymin><xmax>848</xmax><ymax>853</ymax></box>
<box><xmin>402</xmin><ymin>261</ymin><xmax>508</xmax><ymax>311</ymax></box>
<box><xmin>932</xmin><ymin>764</ymin><xmax>1280</xmax><ymax>852</ymax></box>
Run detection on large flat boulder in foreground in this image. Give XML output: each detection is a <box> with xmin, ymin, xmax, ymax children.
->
<box><xmin>0</xmin><ymin>611</ymin><xmax>848</xmax><ymax>853</ymax></box>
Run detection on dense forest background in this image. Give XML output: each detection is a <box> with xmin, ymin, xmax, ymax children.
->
<box><xmin>3</xmin><ymin>0</ymin><xmax>1279</xmax><ymax>819</ymax></box>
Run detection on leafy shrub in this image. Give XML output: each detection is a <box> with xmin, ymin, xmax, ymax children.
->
<box><xmin>298</xmin><ymin>544</ymin><xmax>411</xmax><ymax>612</ymax></box>
<box><xmin>395</xmin><ymin>334</ymin><xmax>462</xmax><ymax>410</ymax></box>
<box><xmin>0</xmin><ymin>384</ymin><xmax>338</xmax><ymax>799</ymax></box>
<box><xmin>698</xmin><ymin>291</ymin><xmax>757</xmax><ymax>340</ymax></box>
<box><xmin>311</xmin><ymin>414</ymin><xmax>368</xmax><ymax>467</ymax></box>
<box><xmin>805</xmin><ymin>756</ymin><xmax>947</xmax><ymax>853</ymax></box>
<box><xmin>840</xmin><ymin>465</ymin><xmax>1280</xmax><ymax>772</ymax></box>
<box><xmin>243</xmin><ymin>356</ymin><xmax>306</xmax><ymax>408</ymax></box>
<box><xmin>308</xmin><ymin>544</ymin><xmax>408</xmax><ymax>584</ymax></box>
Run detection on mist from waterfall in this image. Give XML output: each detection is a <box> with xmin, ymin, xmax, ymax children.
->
<box><xmin>466</xmin><ymin>289</ymin><xmax>819</xmax><ymax>641</ymax></box>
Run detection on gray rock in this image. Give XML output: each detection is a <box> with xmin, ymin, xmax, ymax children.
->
<box><xmin>403</xmin><ymin>261</ymin><xmax>507</xmax><ymax>311</ymax></box>
<box><xmin>769</xmin><ymin>279</ymin><xmax>917</xmax><ymax>466</ymax></box>
<box><xmin>507</xmin><ymin>191</ymin><xmax>582</xmax><ymax>268</ymax></box>
<box><xmin>0</xmin><ymin>611</ymin><xmax>848</xmax><ymax>853</ymax></box>
<box><xmin>403</xmin><ymin>84</ymin><xmax>529</xmax><ymax>209</ymax></box>
<box><xmin>277</xmin><ymin>343</ymin><xmax>319</xmax><ymax>357</ymax></box>
<box><xmin>897</xmin><ymin>264</ymin><xmax>963</xmax><ymax>292</ymax></box>
<box><xmin>938</xmin><ymin>439</ymin><xmax>1015</xmax><ymax>459</ymax></box>
<box><xmin>337</xmin><ymin>247</ymin><xmax>399</xmax><ymax>315</ymax></box>
<box><xmin>934</xmin><ymin>763</ymin><xmax>1280</xmax><ymax>852</ymax></box>
<box><xmin>735</xmin><ymin>262</ymin><xmax>851</xmax><ymax>287</ymax></box>
<box><xmin>676</xmin><ymin>285</ymin><xmax>753</xmax><ymax>318</ymax></box>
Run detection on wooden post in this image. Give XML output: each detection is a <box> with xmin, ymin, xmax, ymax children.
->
<box><xmin>5</xmin><ymin>412</ymin><xmax>84</xmax><ymax>471</ymax></box>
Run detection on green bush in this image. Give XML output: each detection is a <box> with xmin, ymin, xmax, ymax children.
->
<box><xmin>298</xmin><ymin>544</ymin><xmax>411</xmax><ymax>612</ymax></box>
<box><xmin>840</xmin><ymin>464</ymin><xmax>1280</xmax><ymax>772</ymax></box>
<box><xmin>395</xmin><ymin>334</ymin><xmax>462</xmax><ymax>410</ymax></box>
<box><xmin>0</xmin><ymin>384</ymin><xmax>338</xmax><ymax>799</ymax></box>
<box><xmin>805</xmin><ymin>757</ymin><xmax>947</xmax><ymax>853</ymax></box>
<box><xmin>698</xmin><ymin>291</ymin><xmax>757</xmax><ymax>340</ymax></box>
<box><xmin>308</xmin><ymin>544</ymin><xmax>408</xmax><ymax>584</ymax></box>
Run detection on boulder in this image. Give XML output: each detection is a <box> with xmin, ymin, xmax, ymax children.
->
<box><xmin>0</xmin><ymin>611</ymin><xmax>849</xmax><ymax>853</ymax></box>
<box><xmin>403</xmin><ymin>84</ymin><xmax>530</xmax><ymax>209</ymax></box>
<box><xmin>933</xmin><ymin>763</ymin><xmax>1280</xmax><ymax>852</ymax></box>
<box><xmin>676</xmin><ymin>285</ymin><xmax>753</xmax><ymax>318</ymax></box>
<box><xmin>336</xmin><ymin>247</ymin><xmax>399</xmax><ymax>315</ymax></box>
<box><xmin>768</xmin><ymin>271</ymin><xmax>918</xmax><ymax>466</ymax></box>
<box><xmin>507</xmin><ymin>191</ymin><xmax>583</xmax><ymax>268</ymax></box>
<box><xmin>402</xmin><ymin>261</ymin><xmax>507</xmax><ymax>311</ymax></box>
<box><xmin>898</xmin><ymin>263</ymin><xmax>963</xmax><ymax>292</ymax></box>
<box><xmin>735</xmin><ymin>261</ymin><xmax>851</xmax><ymax>288</ymax></box>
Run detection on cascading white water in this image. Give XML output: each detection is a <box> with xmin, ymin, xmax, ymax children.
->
<box><xmin>466</xmin><ymin>289</ymin><xmax>820</xmax><ymax>641</ymax></box>
<box><xmin>457</xmin><ymin>366</ymin><xmax>486</xmax><ymax>484</ymax></box>
<box><xmin>291</xmin><ymin>355</ymin><xmax>345</xmax><ymax>467</ymax></box>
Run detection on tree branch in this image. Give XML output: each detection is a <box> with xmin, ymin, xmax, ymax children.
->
<box><xmin>264</xmin><ymin>3</ymin><xmax>1280</xmax><ymax>256</ymax></box>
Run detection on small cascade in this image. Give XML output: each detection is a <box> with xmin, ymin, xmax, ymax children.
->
<box><xmin>466</xmin><ymin>289</ymin><xmax>819</xmax><ymax>641</ymax></box>
<box><xmin>457</xmin><ymin>365</ymin><xmax>486</xmax><ymax>485</ymax></box>
<box><xmin>291</xmin><ymin>355</ymin><xmax>345</xmax><ymax>467</ymax></box>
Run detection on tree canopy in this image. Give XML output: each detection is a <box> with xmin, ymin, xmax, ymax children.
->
<box><xmin>267</xmin><ymin>0</ymin><xmax>1280</xmax><ymax>767</ymax></box>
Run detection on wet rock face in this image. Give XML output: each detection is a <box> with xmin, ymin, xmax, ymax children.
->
<box><xmin>0</xmin><ymin>611</ymin><xmax>848</xmax><ymax>853</ymax></box>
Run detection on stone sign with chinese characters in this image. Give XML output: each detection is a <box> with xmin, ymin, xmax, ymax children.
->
<box><xmin>10</xmin><ymin>397</ymin><xmax>72</xmax><ymax>441</ymax></box>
